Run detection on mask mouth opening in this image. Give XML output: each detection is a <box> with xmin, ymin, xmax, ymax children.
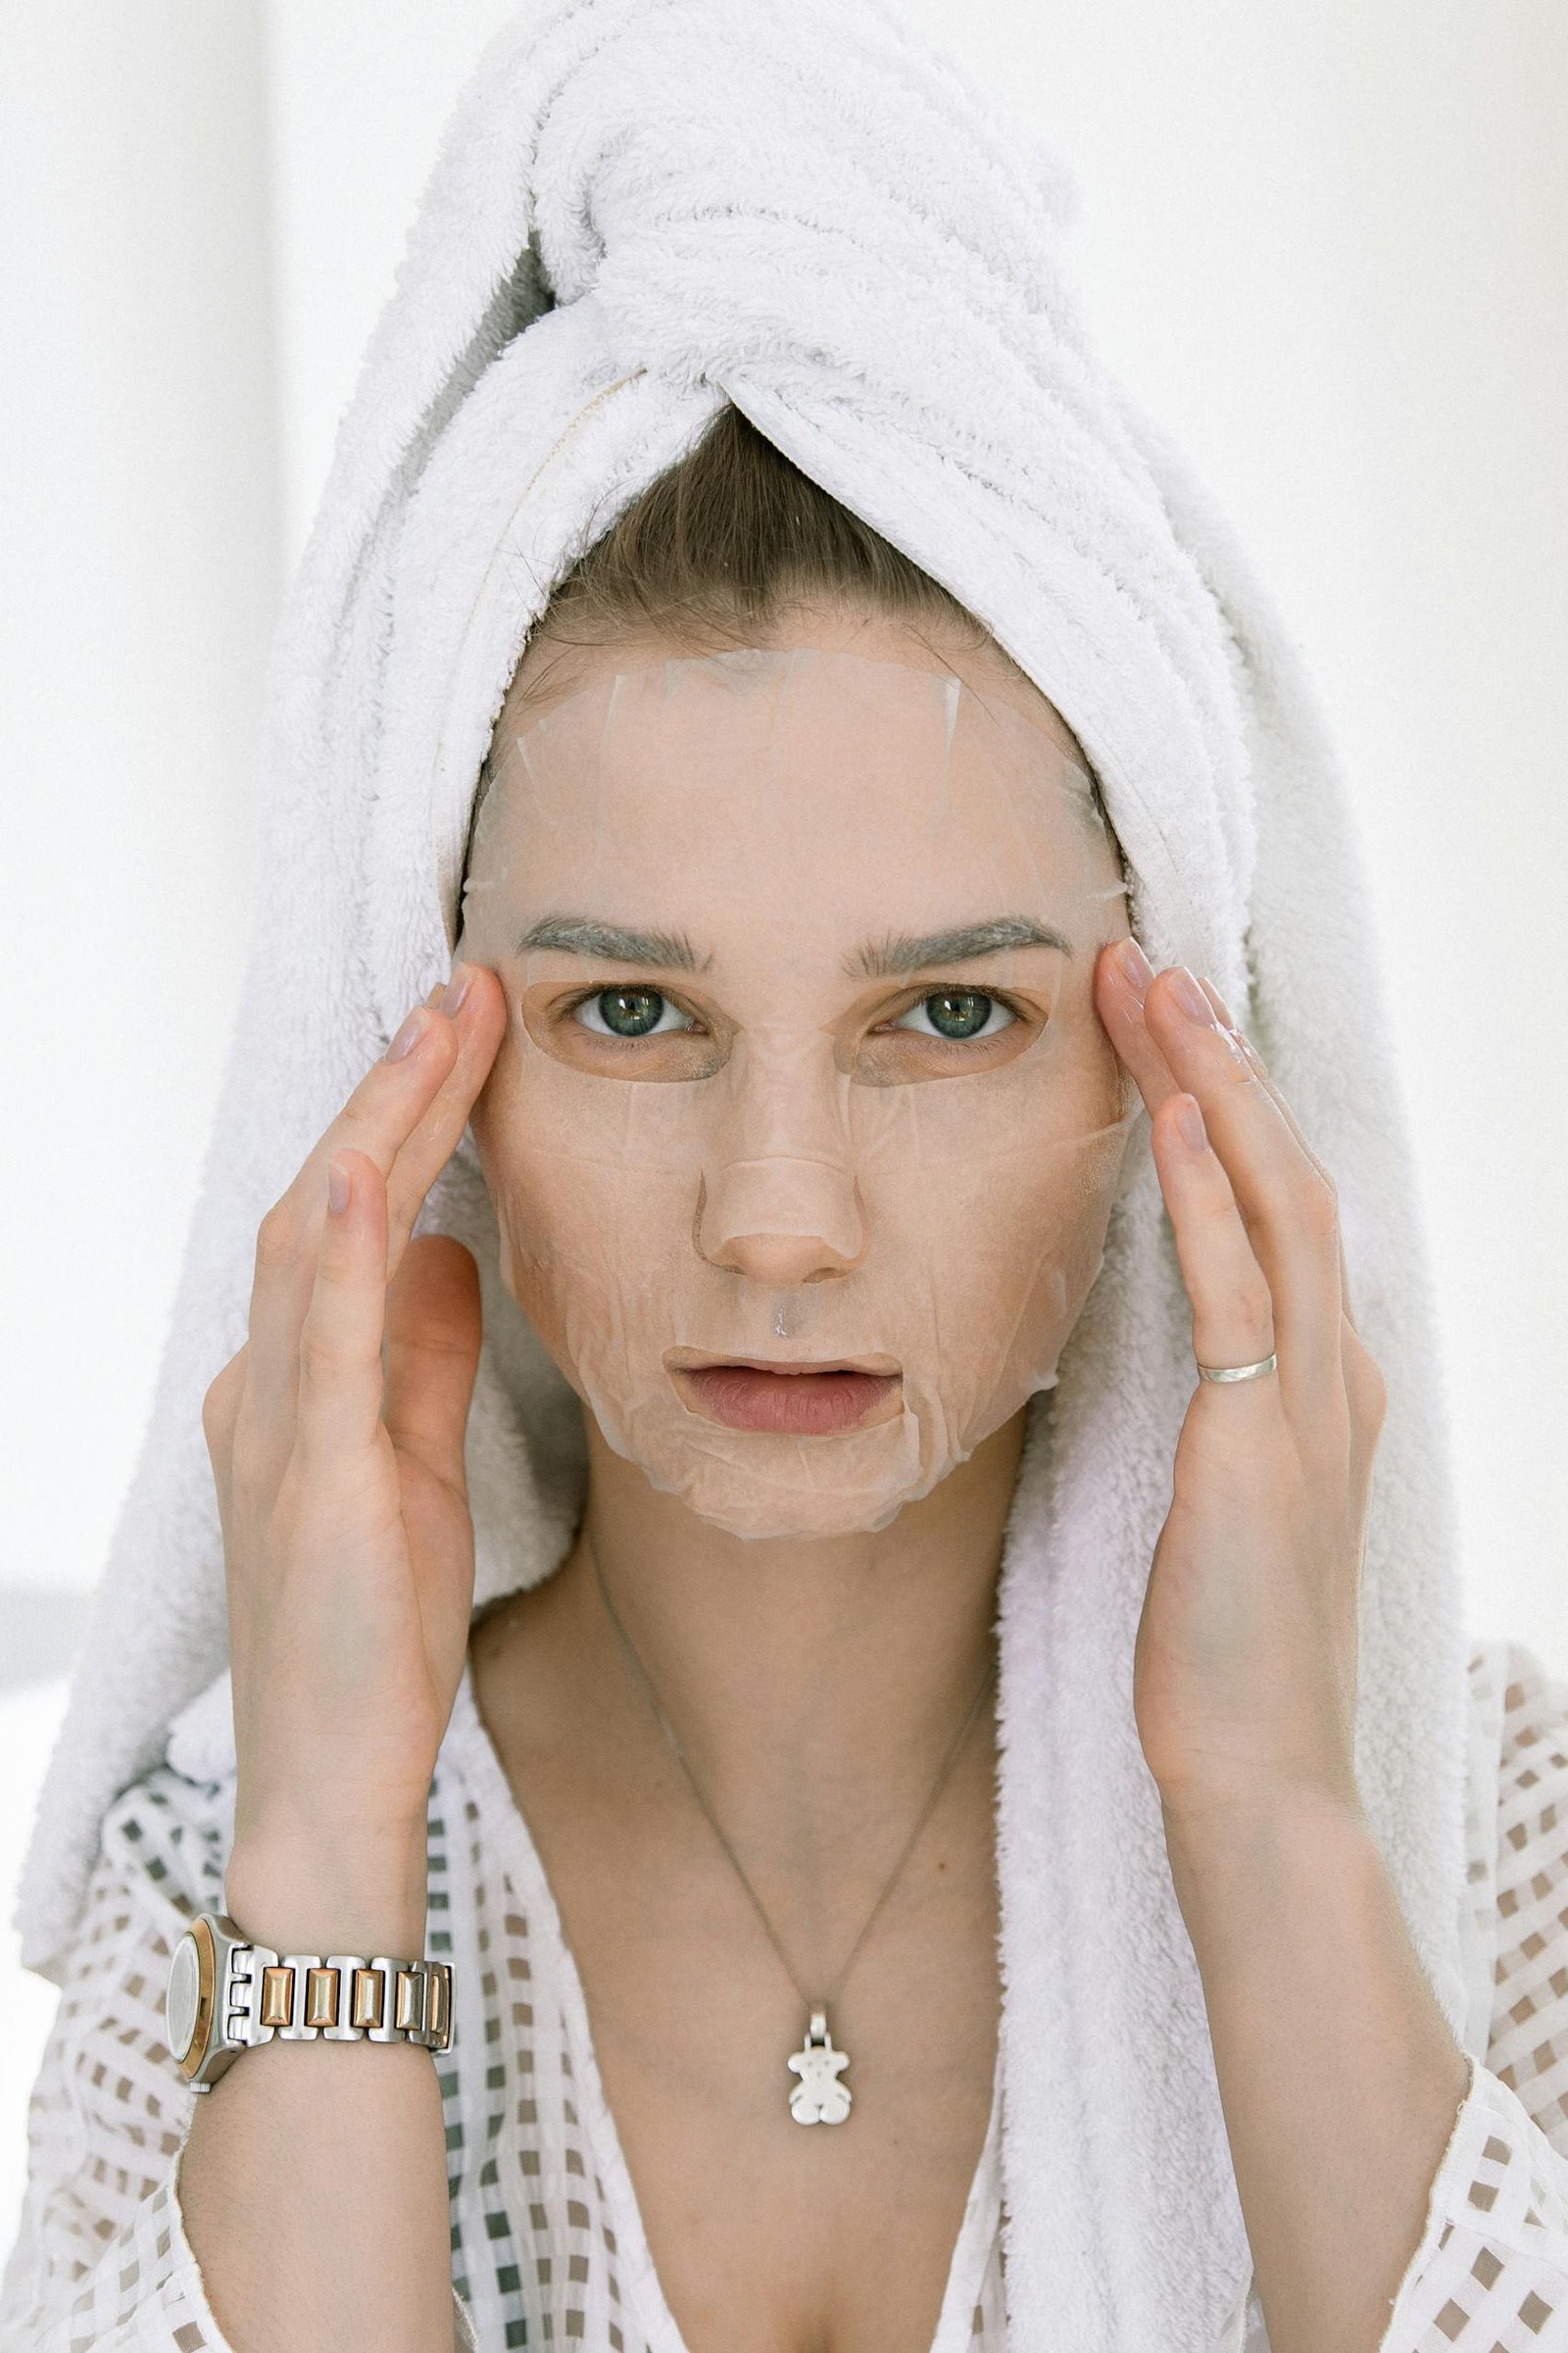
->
<box><xmin>663</xmin><ymin>1352</ymin><xmax>906</xmax><ymax>1436</ymax></box>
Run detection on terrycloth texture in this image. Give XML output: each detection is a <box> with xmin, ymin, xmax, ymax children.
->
<box><xmin>14</xmin><ymin>2</ymin><xmax>1474</xmax><ymax>2346</ymax></box>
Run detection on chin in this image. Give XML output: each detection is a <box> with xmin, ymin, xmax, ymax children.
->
<box><xmin>592</xmin><ymin>1400</ymin><xmax>948</xmax><ymax>1540</ymax></box>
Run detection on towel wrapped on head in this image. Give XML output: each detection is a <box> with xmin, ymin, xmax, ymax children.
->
<box><xmin>16</xmin><ymin>2</ymin><xmax>1472</xmax><ymax>2345</ymax></box>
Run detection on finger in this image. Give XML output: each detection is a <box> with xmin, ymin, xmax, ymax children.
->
<box><xmin>1195</xmin><ymin>974</ymin><xmax>1357</xmax><ymax>1334</ymax></box>
<box><xmin>1152</xmin><ymin>1092</ymin><xmax>1279</xmax><ymax>1393</ymax></box>
<box><xmin>1143</xmin><ymin>965</ymin><xmax>1345</xmax><ymax>1400</ymax></box>
<box><xmin>378</xmin><ymin>968</ymin><xmax>509</xmax><ymax>1276</ymax></box>
<box><xmin>237</xmin><ymin>1005</ymin><xmax>460</xmax><ymax>1468</ymax></box>
<box><xmin>292</xmin><ymin>1150</ymin><xmax>393</xmax><ymax>1474</ymax></box>
<box><xmin>1095</xmin><ymin>938</ymin><xmax>1185</xmax><ymax>1110</ymax></box>
<box><xmin>382</xmin><ymin>1235</ymin><xmax>483</xmax><ymax>1492</ymax></box>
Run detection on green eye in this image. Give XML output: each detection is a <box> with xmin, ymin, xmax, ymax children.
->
<box><xmin>572</xmin><ymin>987</ymin><xmax>694</xmax><ymax>1040</ymax></box>
<box><xmin>894</xmin><ymin>989</ymin><xmax>1015</xmax><ymax>1042</ymax></box>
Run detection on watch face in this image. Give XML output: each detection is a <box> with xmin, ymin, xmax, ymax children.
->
<box><xmin>167</xmin><ymin>1932</ymin><xmax>201</xmax><ymax>2061</ymax></box>
<box><xmin>167</xmin><ymin>1915</ymin><xmax>221</xmax><ymax>2080</ymax></box>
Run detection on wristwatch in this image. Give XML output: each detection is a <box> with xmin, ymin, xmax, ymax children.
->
<box><xmin>165</xmin><ymin>1910</ymin><xmax>454</xmax><ymax>2090</ymax></box>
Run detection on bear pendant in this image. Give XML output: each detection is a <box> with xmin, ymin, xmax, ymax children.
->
<box><xmin>787</xmin><ymin>2007</ymin><xmax>853</xmax><ymax>2125</ymax></box>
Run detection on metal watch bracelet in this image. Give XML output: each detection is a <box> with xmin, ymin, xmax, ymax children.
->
<box><xmin>166</xmin><ymin>1910</ymin><xmax>454</xmax><ymax>2090</ymax></box>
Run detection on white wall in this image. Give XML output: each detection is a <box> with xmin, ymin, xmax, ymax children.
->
<box><xmin>2</xmin><ymin>0</ymin><xmax>1564</xmax><ymax>2247</ymax></box>
<box><xmin>0</xmin><ymin>1</ymin><xmax>280</xmax><ymax>1601</ymax></box>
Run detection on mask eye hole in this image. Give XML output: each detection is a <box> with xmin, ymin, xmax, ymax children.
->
<box><xmin>891</xmin><ymin>988</ymin><xmax>1016</xmax><ymax>1042</ymax></box>
<box><xmin>570</xmin><ymin>986</ymin><xmax>696</xmax><ymax>1040</ymax></box>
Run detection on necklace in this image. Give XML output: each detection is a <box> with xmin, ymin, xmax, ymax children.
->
<box><xmin>585</xmin><ymin>1530</ymin><xmax>998</xmax><ymax>2127</ymax></box>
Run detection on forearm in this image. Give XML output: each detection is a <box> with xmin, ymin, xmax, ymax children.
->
<box><xmin>176</xmin><ymin>1819</ymin><xmax>455</xmax><ymax>2353</ymax></box>
<box><xmin>1164</xmin><ymin>1792</ymin><xmax>1472</xmax><ymax>2353</ymax></box>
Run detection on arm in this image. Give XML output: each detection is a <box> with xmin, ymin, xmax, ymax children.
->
<box><xmin>176</xmin><ymin>1815</ymin><xmax>459</xmax><ymax>2353</ymax></box>
<box><xmin>1089</xmin><ymin>951</ymin><xmax>1566</xmax><ymax>2350</ymax></box>
<box><xmin>0</xmin><ymin>1763</ymin><xmax>480</xmax><ymax>2352</ymax></box>
<box><xmin>3</xmin><ymin>964</ymin><xmax>510</xmax><ymax>2351</ymax></box>
<box><xmin>164</xmin><ymin>962</ymin><xmax>505</xmax><ymax>2350</ymax></box>
<box><xmin>1163</xmin><ymin>1789</ymin><xmax>1472</xmax><ymax>2353</ymax></box>
<box><xmin>1175</xmin><ymin>1642</ymin><xmax>1568</xmax><ymax>2353</ymax></box>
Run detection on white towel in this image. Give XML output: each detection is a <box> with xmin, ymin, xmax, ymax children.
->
<box><xmin>15</xmin><ymin>2</ymin><xmax>1474</xmax><ymax>2345</ymax></box>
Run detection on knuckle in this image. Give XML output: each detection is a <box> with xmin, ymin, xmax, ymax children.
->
<box><xmin>254</xmin><ymin>1201</ymin><xmax>302</xmax><ymax>1274</ymax></box>
<box><xmin>1220</xmin><ymin>1266</ymin><xmax>1276</xmax><ymax>1340</ymax></box>
<box><xmin>296</xmin><ymin>1324</ymin><xmax>347</xmax><ymax>1392</ymax></box>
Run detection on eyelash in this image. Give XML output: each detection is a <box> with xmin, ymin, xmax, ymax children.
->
<box><xmin>566</xmin><ymin>986</ymin><xmax>698</xmax><ymax>1040</ymax></box>
<box><xmin>561</xmin><ymin>983</ymin><xmax>1029</xmax><ymax>1043</ymax></box>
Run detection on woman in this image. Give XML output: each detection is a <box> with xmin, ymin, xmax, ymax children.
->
<box><xmin>6</xmin><ymin>5</ymin><xmax>1567</xmax><ymax>2350</ymax></box>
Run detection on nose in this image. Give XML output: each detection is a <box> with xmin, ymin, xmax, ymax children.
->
<box><xmin>695</xmin><ymin>1154</ymin><xmax>864</xmax><ymax>1283</ymax></box>
<box><xmin>694</xmin><ymin>1035</ymin><xmax>867</xmax><ymax>1282</ymax></box>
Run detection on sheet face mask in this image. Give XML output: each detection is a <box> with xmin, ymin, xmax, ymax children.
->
<box><xmin>459</xmin><ymin>643</ymin><xmax>1142</xmax><ymax>1541</ymax></box>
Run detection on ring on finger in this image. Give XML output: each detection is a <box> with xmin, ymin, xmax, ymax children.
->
<box><xmin>1195</xmin><ymin>1351</ymin><xmax>1279</xmax><ymax>1383</ymax></box>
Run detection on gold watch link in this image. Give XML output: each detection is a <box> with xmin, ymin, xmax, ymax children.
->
<box><xmin>165</xmin><ymin>1911</ymin><xmax>454</xmax><ymax>2090</ymax></box>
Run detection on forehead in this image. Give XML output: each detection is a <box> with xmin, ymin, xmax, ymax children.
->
<box><xmin>468</xmin><ymin>644</ymin><xmax>1111</xmax><ymax>936</ymax></box>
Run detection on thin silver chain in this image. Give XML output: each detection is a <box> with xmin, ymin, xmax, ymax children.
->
<box><xmin>586</xmin><ymin>1529</ymin><xmax>998</xmax><ymax>2015</ymax></box>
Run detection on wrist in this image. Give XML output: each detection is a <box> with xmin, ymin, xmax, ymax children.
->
<box><xmin>225</xmin><ymin>1815</ymin><xmax>431</xmax><ymax>1957</ymax></box>
<box><xmin>1159</xmin><ymin>1782</ymin><xmax>1376</xmax><ymax>1953</ymax></box>
<box><xmin>1158</xmin><ymin>1771</ymin><xmax>1366</xmax><ymax>1865</ymax></box>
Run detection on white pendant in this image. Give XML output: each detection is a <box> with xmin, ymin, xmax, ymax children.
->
<box><xmin>787</xmin><ymin>2007</ymin><xmax>853</xmax><ymax>2125</ymax></box>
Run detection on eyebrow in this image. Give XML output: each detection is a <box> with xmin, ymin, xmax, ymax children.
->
<box><xmin>513</xmin><ymin>911</ymin><xmax>1072</xmax><ymax>975</ymax></box>
<box><xmin>850</xmin><ymin>917</ymin><xmax>1073</xmax><ymax>975</ymax></box>
<box><xmin>514</xmin><ymin>915</ymin><xmax>711</xmax><ymax>970</ymax></box>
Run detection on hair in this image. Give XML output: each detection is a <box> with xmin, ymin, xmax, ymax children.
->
<box><xmin>462</xmin><ymin>403</ymin><xmax>1116</xmax><ymax>884</ymax></box>
<box><xmin>523</xmin><ymin>403</ymin><xmax>993</xmax><ymax>667</ymax></box>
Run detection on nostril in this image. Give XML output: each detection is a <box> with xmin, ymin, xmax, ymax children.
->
<box><xmin>695</xmin><ymin>1158</ymin><xmax>863</xmax><ymax>1279</ymax></box>
<box><xmin>706</xmin><ymin>1230</ymin><xmax>859</xmax><ymax>1285</ymax></box>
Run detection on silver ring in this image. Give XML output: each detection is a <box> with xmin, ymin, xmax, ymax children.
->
<box><xmin>1196</xmin><ymin>1351</ymin><xmax>1278</xmax><ymax>1384</ymax></box>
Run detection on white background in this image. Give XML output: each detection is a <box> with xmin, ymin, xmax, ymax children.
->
<box><xmin>2</xmin><ymin>0</ymin><xmax>1564</xmax><ymax>2265</ymax></box>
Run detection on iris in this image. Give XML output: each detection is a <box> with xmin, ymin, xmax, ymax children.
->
<box><xmin>899</xmin><ymin>989</ymin><xmax>1010</xmax><ymax>1041</ymax></box>
<box><xmin>575</xmin><ymin>986</ymin><xmax>683</xmax><ymax>1038</ymax></box>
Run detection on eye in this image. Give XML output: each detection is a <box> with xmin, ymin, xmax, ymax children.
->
<box><xmin>892</xmin><ymin>988</ymin><xmax>1016</xmax><ymax>1042</ymax></box>
<box><xmin>569</xmin><ymin>986</ymin><xmax>696</xmax><ymax>1040</ymax></box>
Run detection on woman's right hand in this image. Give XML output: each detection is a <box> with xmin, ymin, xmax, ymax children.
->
<box><xmin>200</xmin><ymin>962</ymin><xmax>509</xmax><ymax>1933</ymax></box>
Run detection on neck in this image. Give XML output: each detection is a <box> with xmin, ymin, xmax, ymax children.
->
<box><xmin>516</xmin><ymin>1407</ymin><xmax>1025</xmax><ymax>1834</ymax></box>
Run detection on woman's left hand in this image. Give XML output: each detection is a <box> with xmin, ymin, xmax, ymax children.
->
<box><xmin>1094</xmin><ymin>936</ymin><xmax>1388</xmax><ymax>1836</ymax></box>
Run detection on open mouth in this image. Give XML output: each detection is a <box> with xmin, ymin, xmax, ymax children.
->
<box><xmin>665</xmin><ymin>1351</ymin><xmax>904</xmax><ymax>1436</ymax></box>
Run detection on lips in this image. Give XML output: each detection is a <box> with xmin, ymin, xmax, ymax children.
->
<box><xmin>665</xmin><ymin>1351</ymin><xmax>904</xmax><ymax>1436</ymax></box>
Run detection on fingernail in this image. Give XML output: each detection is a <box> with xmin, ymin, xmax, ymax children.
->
<box><xmin>326</xmin><ymin>1156</ymin><xmax>351</xmax><ymax>1216</ymax></box>
<box><xmin>385</xmin><ymin>1007</ymin><xmax>426</xmax><ymax>1061</ymax></box>
<box><xmin>439</xmin><ymin>962</ymin><xmax>474</xmax><ymax>1018</ymax></box>
<box><xmin>1169</xmin><ymin>966</ymin><xmax>1217</xmax><ymax>1026</ymax></box>
<box><xmin>1200</xmin><ymin>976</ymin><xmax>1238</xmax><ymax>1029</ymax></box>
<box><xmin>1115</xmin><ymin>937</ymin><xmax>1154</xmax><ymax>1000</ymax></box>
<box><xmin>1176</xmin><ymin>1095</ymin><xmax>1207</xmax><ymax>1152</ymax></box>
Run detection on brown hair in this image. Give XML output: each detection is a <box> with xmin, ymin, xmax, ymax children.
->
<box><xmin>463</xmin><ymin>403</ymin><xmax>1112</xmax><ymax>886</ymax></box>
<box><xmin>517</xmin><ymin>402</ymin><xmax>994</xmax><ymax>693</ymax></box>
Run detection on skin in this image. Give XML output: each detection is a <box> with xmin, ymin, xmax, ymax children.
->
<box><xmin>183</xmin><ymin>604</ymin><xmax>1471</xmax><ymax>2353</ymax></box>
<box><xmin>459</xmin><ymin>609</ymin><xmax>1133</xmax><ymax>2345</ymax></box>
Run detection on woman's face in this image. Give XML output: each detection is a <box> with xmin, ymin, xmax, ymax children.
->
<box><xmin>462</xmin><ymin>609</ymin><xmax>1140</xmax><ymax>1540</ymax></box>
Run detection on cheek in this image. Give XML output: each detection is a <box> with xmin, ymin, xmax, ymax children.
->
<box><xmin>477</xmin><ymin>1046</ymin><xmax>696</xmax><ymax>1363</ymax></box>
<box><xmin>864</xmin><ymin>1112</ymin><xmax>1128</xmax><ymax>1366</ymax></box>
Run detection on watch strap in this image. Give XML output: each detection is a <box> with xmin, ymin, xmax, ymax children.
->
<box><xmin>175</xmin><ymin>1910</ymin><xmax>455</xmax><ymax>2085</ymax></box>
<box><xmin>230</xmin><ymin>1937</ymin><xmax>454</xmax><ymax>2050</ymax></box>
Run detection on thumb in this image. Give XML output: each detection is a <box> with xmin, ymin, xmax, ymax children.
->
<box><xmin>382</xmin><ymin>1234</ymin><xmax>483</xmax><ymax>1491</ymax></box>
